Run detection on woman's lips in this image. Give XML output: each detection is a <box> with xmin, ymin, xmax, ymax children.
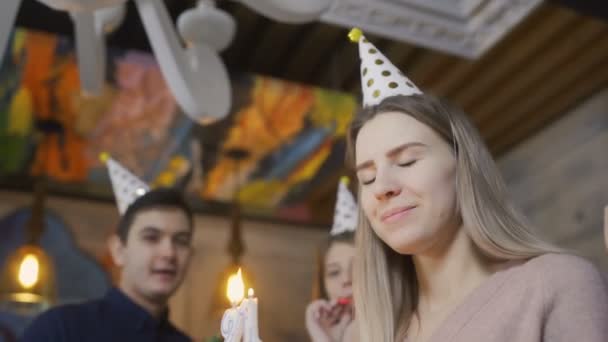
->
<box><xmin>380</xmin><ymin>205</ymin><xmax>416</xmax><ymax>223</ymax></box>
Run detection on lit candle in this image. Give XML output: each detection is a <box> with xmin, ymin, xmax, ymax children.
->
<box><xmin>221</xmin><ymin>269</ymin><xmax>245</xmax><ymax>342</ymax></box>
<box><xmin>243</xmin><ymin>288</ymin><xmax>261</xmax><ymax>342</ymax></box>
<box><xmin>221</xmin><ymin>306</ymin><xmax>244</xmax><ymax>342</ymax></box>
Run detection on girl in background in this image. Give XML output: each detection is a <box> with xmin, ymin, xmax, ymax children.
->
<box><xmin>306</xmin><ymin>177</ymin><xmax>358</xmax><ymax>342</ymax></box>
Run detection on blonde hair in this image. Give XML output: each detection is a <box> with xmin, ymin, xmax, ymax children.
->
<box><xmin>346</xmin><ymin>94</ymin><xmax>563</xmax><ymax>341</ymax></box>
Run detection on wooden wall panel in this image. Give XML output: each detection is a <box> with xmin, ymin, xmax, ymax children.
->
<box><xmin>0</xmin><ymin>191</ymin><xmax>325</xmax><ymax>342</ymax></box>
<box><xmin>499</xmin><ymin>88</ymin><xmax>608</xmax><ymax>271</ymax></box>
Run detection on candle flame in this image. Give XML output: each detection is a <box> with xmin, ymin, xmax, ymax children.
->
<box><xmin>248</xmin><ymin>288</ymin><xmax>254</xmax><ymax>297</ymax></box>
<box><xmin>18</xmin><ymin>254</ymin><xmax>40</xmax><ymax>289</ymax></box>
<box><xmin>226</xmin><ymin>268</ymin><xmax>244</xmax><ymax>304</ymax></box>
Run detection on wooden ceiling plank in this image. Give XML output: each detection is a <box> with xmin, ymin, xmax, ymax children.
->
<box><xmin>305</xmin><ymin>29</ymin><xmax>348</xmax><ymax>85</ymax></box>
<box><xmin>282</xmin><ymin>25</ymin><xmax>344</xmax><ymax>83</ymax></box>
<box><xmin>470</xmin><ymin>18</ymin><xmax>606</xmax><ymax>124</ymax></box>
<box><xmin>429</xmin><ymin>4</ymin><xmax>573</xmax><ymax>97</ymax></box>
<box><xmin>317</xmin><ymin>41</ymin><xmax>359</xmax><ymax>89</ymax></box>
<box><xmin>483</xmin><ymin>33</ymin><xmax>608</xmax><ymax>146</ymax></box>
<box><xmin>319</xmin><ymin>43</ymin><xmax>357</xmax><ymax>89</ymax></box>
<box><xmin>491</xmin><ymin>63</ymin><xmax>608</xmax><ymax>155</ymax></box>
<box><xmin>399</xmin><ymin>48</ymin><xmax>461</xmax><ymax>89</ymax></box>
<box><xmin>246</xmin><ymin>22</ymin><xmax>303</xmax><ymax>75</ymax></box>
<box><xmin>222</xmin><ymin>4</ymin><xmax>264</xmax><ymax>70</ymax></box>
<box><xmin>452</xmin><ymin>11</ymin><xmax>584</xmax><ymax>110</ymax></box>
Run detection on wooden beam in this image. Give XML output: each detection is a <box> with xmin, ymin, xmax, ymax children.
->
<box><xmin>222</xmin><ymin>4</ymin><xmax>267</xmax><ymax>72</ymax></box>
<box><xmin>305</xmin><ymin>28</ymin><xmax>348</xmax><ymax>86</ymax></box>
<box><xmin>450</xmin><ymin>7</ymin><xmax>582</xmax><ymax>111</ymax></box>
<box><xmin>429</xmin><ymin>4</ymin><xmax>572</xmax><ymax>98</ymax></box>
<box><xmin>414</xmin><ymin>55</ymin><xmax>460</xmax><ymax>89</ymax></box>
<box><xmin>317</xmin><ymin>40</ymin><xmax>359</xmax><ymax>90</ymax></box>
<box><xmin>282</xmin><ymin>25</ymin><xmax>344</xmax><ymax>84</ymax></box>
<box><xmin>479</xmin><ymin>30</ymin><xmax>608</xmax><ymax>142</ymax></box>
<box><xmin>486</xmin><ymin>33</ymin><xmax>608</xmax><ymax>153</ymax></box>
<box><xmin>492</xmin><ymin>63</ymin><xmax>608</xmax><ymax>155</ymax></box>
<box><xmin>472</xmin><ymin>18</ymin><xmax>606</xmax><ymax>126</ymax></box>
<box><xmin>246</xmin><ymin>22</ymin><xmax>303</xmax><ymax>75</ymax></box>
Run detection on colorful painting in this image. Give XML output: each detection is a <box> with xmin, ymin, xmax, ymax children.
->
<box><xmin>0</xmin><ymin>28</ymin><xmax>357</xmax><ymax>224</ymax></box>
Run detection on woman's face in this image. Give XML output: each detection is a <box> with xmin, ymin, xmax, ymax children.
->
<box><xmin>355</xmin><ymin>111</ymin><xmax>460</xmax><ymax>255</ymax></box>
<box><xmin>324</xmin><ymin>241</ymin><xmax>355</xmax><ymax>301</ymax></box>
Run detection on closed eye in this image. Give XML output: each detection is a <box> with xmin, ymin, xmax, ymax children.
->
<box><xmin>361</xmin><ymin>177</ymin><xmax>375</xmax><ymax>186</ymax></box>
<box><xmin>398</xmin><ymin>160</ymin><xmax>417</xmax><ymax>167</ymax></box>
<box><xmin>326</xmin><ymin>270</ymin><xmax>341</xmax><ymax>278</ymax></box>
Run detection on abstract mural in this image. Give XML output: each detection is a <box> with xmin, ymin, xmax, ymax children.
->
<box><xmin>0</xmin><ymin>28</ymin><xmax>357</xmax><ymax>225</ymax></box>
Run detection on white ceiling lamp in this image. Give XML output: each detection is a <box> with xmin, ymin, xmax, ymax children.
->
<box><xmin>1</xmin><ymin>0</ymin><xmax>127</xmax><ymax>97</ymax></box>
<box><xmin>178</xmin><ymin>0</ymin><xmax>236</xmax><ymax>52</ymax></box>
<box><xmin>71</xmin><ymin>4</ymin><xmax>127</xmax><ymax>96</ymax></box>
<box><xmin>133</xmin><ymin>0</ymin><xmax>233</xmax><ymax>124</ymax></box>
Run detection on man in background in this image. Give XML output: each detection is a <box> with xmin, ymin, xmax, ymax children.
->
<box><xmin>21</xmin><ymin>188</ymin><xmax>195</xmax><ymax>341</ymax></box>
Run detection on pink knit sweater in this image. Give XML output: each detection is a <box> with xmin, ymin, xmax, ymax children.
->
<box><xmin>405</xmin><ymin>253</ymin><xmax>608</xmax><ymax>342</ymax></box>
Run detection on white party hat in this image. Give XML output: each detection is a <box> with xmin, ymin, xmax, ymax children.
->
<box><xmin>348</xmin><ymin>28</ymin><xmax>422</xmax><ymax>107</ymax></box>
<box><xmin>99</xmin><ymin>152</ymin><xmax>150</xmax><ymax>215</ymax></box>
<box><xmin>330</xmin><ymin>176</ymin><xmax>358</xmax><ymax>236</ymax></box>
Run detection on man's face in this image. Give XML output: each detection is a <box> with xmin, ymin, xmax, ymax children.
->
<box><xmin>112</xmin><ymin>207</ymin><xmax>193</xmax><ymax>303</ymax></box>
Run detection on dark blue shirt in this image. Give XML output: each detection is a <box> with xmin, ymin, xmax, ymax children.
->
<box><xmin>20</xmin><ymin>288</ymin><xmax>191</xmax><ymax>342</ymax></box>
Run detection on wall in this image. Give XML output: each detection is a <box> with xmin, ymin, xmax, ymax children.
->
<box><xmin>0</xmin><ymin>190</ymin><xmax>326</xmax><ymax>342</ymax></box>
<box><xmin>499</xmin><ymin>87</ymin><xmax>608</xmax><ymax>271</ymax></box>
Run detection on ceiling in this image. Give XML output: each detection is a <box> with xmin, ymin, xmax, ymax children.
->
<box><xmin>14</xmin><ymin>0</ymin><xmax>608</xmax><ymax>156</ymax></box>
<box><xmin>8</xmin><ymin>0</ymin><xmax>608</xmax><ymax>225</ymax></box>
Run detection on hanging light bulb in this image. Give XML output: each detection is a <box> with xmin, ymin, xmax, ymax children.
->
<box><xmin>0</xmin><ymin>179</ymin><xmax>57</xmax><ymax>311</ymax></box>
<box><xmin>18</xmin><ymin>254</ymin><xmax>40</xmax><ymax>289</ymax></box>
<box><xmin>0</xmin><ymin>245</ymin><xmax>56</xmax><ymax>306</ymax></box>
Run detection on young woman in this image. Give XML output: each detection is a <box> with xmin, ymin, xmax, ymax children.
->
<box><xmin>346</xmin><ymin>28</ymin><xmax>608</xmax><ymax>342</ymax></box>
<box><xmin>306</xmin><ymin>177</ymin><xmax>358</xmax><ymax>342</ymax></box>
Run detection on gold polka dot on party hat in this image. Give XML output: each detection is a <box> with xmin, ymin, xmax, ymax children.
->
<box><xmin>369</xmin><ymin>48</ymin><xmax>377</xmax><ymax>54</ymax></box>
<box><xmin>363</xmin><ymin>38</ymin><xmax>369</xmax><ymax>43</ymax></box>
<box><xmin>406</xmin><ymin>81</ymin><xmax>414</xmax><ymax>88</ymax></box>
<box><xmin>389</xmin><ymin>82</ymin><xmax>398</xmax><ymax>89</ymax></box>
<box><xmin>367</xmin><ymin>79</ymin><xmax>374</xmax><ymax>87</ymax></box>
<box><xmin>382</xmin><ymin>70</ymin><xmax>391</xmax><ymax>76</ymax></box>
<box><xmin>375</xmin><ymin>59</ymin><xmax>384</xmax><ymax>65</ymax></box>
<box><xmin>362</xmin><ymin>68</ymin><xmax>368</xmax><ymax>76</ymax></box>
<box><xmin>373</xmin><ymin>90</ymin><xmax>380</xmax><ymax>98</ymax></box>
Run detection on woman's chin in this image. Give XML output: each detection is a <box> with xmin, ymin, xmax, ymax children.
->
<box><xmin>385</xmin><ymin>233</ymin><xmax>434</xmax><ymax>256</ymax></box>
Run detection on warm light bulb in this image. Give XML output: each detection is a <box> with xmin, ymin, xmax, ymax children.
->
<box><xmin>17</xmin><ymin>254</ymin><xmax>40</xmax><ymax>289</ymax></box>
<box><xmin>226</xmin><ymin>268</ymin><xmax>245</xmax><ymax>305</ymax></box>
